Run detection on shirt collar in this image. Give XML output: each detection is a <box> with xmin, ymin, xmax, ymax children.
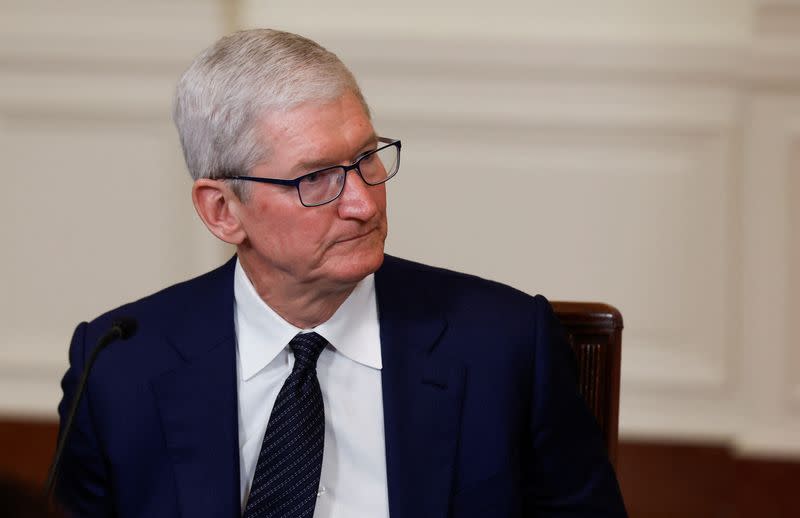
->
<box><xmin>315</xmin><ymin>270</ymin><xmax>382</xmax><ymax>370</ymax></box>
<box><xmin>234</xmin><ymin>259</ymin><xmax>382</xmax><ymax>382</ymax></box>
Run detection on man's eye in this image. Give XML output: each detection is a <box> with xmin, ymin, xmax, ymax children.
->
<box><xmin>305</xmin><ymin>172</ymin><xmax>322</xmax><ymax>183</ymax></box>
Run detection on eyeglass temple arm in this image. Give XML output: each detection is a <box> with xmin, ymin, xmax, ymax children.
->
<box><xmin>225</xmin><ymin>176</ymin><xmax>299</xmax><ymax>186</ymax></box>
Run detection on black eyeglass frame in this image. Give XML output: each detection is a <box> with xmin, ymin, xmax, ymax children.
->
<box><xmin>226</xmin><ymin>136</ymin><xmax>401</xmax><ymax>207</ymax></box>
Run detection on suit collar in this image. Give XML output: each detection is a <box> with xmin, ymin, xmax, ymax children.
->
<box><xmin>376</xmin><ymin>255</ymin><xmax>466</xmax><ymax>518</ymax></box>
<box><xmin>161</xmin><ymin>256</ymin><xmax>238</xmax><ymax>361</ymax></box>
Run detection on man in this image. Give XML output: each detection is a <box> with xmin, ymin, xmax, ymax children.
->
<box><xmin>55</xmin><ymin>29</ymin><xmax>627</xmax><ymax>517</ymax></box>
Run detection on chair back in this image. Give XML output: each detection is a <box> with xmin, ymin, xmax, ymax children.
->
<box><xmin>551</xmin><ymin>301</ymin><xmax>622</xmax><ymax>467</ymax></box>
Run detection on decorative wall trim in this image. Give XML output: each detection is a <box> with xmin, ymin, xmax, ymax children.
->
<box><xmin>333</xmin><ymin>36</ymin><xmax>800</xmax><ymax>89</ymax></box>
<box><xmin>787</xmin><ymin>140</ymin><xmax>800</xmax><ymax>412</ymax></box>
<box><xmin>3</xmin><ymin>27</ymin><xmax>800</xmax><ymax>88</ymax></box>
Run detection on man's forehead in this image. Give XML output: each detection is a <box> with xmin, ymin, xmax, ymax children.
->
<box><xmin>261</xmin><ymin>94</ymin><xmax>375</xmax><ymax>141</ymax></box>
<box><xmin>292</xmin><ymin>132</ymin><xmax>378</xmax><ymax>171</ymax></box>
<box><xmin>258</xmin><ymin>94</ymin><xmax>376</xmax><ymax>167</ymax></box>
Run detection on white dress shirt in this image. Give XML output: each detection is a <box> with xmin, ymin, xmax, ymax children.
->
<box><xmin>234</xmin><ymin>259</ymin><xmax>390</xmax><ymax>518</ymax></box>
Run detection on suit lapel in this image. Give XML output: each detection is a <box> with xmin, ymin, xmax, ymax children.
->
<box><xmin>376</xmin><ymin>256</ymin><xmax>466</xmax><ymax>518</ymax></box>
<box><xmin>150</xmin><ymin>258</ymin><xmax>241</xmax><ymax>518</ymax></box>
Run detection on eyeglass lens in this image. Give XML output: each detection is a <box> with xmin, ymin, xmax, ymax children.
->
<box><xmin>298</xmin><ymin>143</ymin><xmax>399</xmax><ymax>206</ymax></box>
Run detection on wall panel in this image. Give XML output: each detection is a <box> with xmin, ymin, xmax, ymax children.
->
<box><xmin>332</xmin><ymin>36</ymin><xmax>742</xmax><ymax>437</ymax></box>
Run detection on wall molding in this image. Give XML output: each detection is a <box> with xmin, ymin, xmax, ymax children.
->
<box><xmin>333</xmin><ymin>36</ymin><xmax>800</xmax><ymax>89</ymax></box>
<box><xmin>2</xmin><ymin>27</ymin><xmax>800</xmax><ymax>88</ymax></box>
<box><xmin>786</xmin><ymin>135</ymin><xmax>800</xmax><ymax>412</ymax></box>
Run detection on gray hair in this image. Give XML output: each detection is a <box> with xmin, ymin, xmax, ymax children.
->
<box><xmin>173</xmin><ymin>29</ymin><xmax>370</xmax><ymax>198</ymax></box>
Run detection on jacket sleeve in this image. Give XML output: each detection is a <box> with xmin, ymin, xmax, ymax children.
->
<box><xmin>525</xmin><ymin>295</ymin><xmax>628</xmax><ymax>517</ymax></box>
<box><xmin>55</xmin><ymin>321</ymin><xmax>114</xmax><ymax>517</ymax></box>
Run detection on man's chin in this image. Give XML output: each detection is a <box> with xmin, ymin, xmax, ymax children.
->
<box><xmin>327</xmin><ymin>249</ymin><xmax>385</xmax><ymax>285</ymax></box>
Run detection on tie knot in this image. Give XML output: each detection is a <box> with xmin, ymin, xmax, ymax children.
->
<box><xmin>289</xmin><ymin>332</ymin><xmax>328</xmax><ymax>371</ymax></box>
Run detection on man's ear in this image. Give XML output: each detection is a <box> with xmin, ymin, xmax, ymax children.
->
<box><xmin>191</xmin><ymin>179</ymin><xmax>247</xmax><ymax>245</ymax></box>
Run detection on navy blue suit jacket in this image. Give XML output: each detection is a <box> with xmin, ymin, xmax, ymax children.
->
<box><xmin>56</xmin><ymin>255</ymin><xmax>626</xmax><ymax>517</ymax></box>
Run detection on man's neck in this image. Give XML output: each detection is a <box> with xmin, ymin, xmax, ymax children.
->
<box><xmin>238</xmin><ymin>257</ymin><xmax>356</xmax><ymax>330</ymax></box>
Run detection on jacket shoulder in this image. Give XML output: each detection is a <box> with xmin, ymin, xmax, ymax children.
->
<box><xmin>81</xmin><ymin>256</ymin><xmax>236</xmax><ymax>336</ymax></box>
<box><xmin>380</xmin><ymin>254</ymin><xmax>552</xmax><ymax>315</ymax></box>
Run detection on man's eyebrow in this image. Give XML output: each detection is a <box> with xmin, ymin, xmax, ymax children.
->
<box><xmin>293</xmin><ymin>133</ymin><xmax>378</xmax><ymax>173</ymax></box>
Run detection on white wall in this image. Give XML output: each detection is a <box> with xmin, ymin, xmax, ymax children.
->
<box><xmin>2</xmin><ymin>0</ymin><xmax>799</xmax><ymax>459</ymax></box>
<box><xmin>0</xmin><ymin>0</ymin><xmax>231</xmax><ymax>416</ymax></box>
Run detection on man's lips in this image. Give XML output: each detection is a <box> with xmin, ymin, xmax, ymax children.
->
<box><xmin>336</xmin><ymin>228</ymin><xmax>377</xmax><ymax>244</ymax></box>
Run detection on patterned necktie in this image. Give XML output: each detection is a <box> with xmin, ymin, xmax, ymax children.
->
<box><xmin>243</xmin><ymin>332</ymin><xmax>328</xmax><ymax>518</ymax></box>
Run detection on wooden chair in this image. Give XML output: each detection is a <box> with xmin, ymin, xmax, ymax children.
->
<box><xmin>551</xmin><ymin>302</ymin><xmax>623</xmax><ymax>467</ymax></box>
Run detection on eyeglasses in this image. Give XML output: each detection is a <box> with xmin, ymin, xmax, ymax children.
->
<box><xmin>227</xmin><ymin>137</ymin><xmax>401</xmax><ymax>207</ymax></box>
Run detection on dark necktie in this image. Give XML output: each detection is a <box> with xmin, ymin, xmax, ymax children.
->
<box><xmin>243</xmin><ymin>332</ymin><xmax>328</xmax><ymax>518</ymax></box>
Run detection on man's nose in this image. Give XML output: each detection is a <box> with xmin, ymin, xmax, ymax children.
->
<box><xmin>336</xmin><ymin>168</ymin><xmax>379</xmax><ymax>220</ymax></box>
